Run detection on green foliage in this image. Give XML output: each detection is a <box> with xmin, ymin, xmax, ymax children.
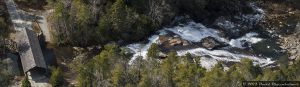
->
<box><xmin>46</xmin><ymin>0</ymin><xmax>56</xmax><ymax>7</ymax></box>
<box><xmin>289</xmin><ymin>0</ymin><xmax>300</xmax><ymax>9</ymax></box>
<box><xmin>128</xmin><ymin>0</ymin><xmax>150</xmax><ymax>14</ymax></box>
<box><xmin>21</xmin><ymin>76</ymin><xmax>31</xmax><ymax>87</ymax></box>
<box><xmin>77</xmin><ymin>43</ymin><xmax>122</xmax><ymax>87</ymax></box>
<box><xmin>239</xmin><ymin>58</ymin><xmax>262</xmax><ymax>80</ymax></box>
<box><xmin>75</xmin><ymin>43</ymin><xmax>300</xmax><ymax>86</ymax></box>
<box><xmin>0</xmin><ymin>17</ymin><xmax>9</xmax><ymax>38</ymax></box>
<box><xmin>0</xmin><ymin>60</ymin><xmax>12</xmax><ymax>86</ymax></box>
<box><xmin>282</xmin><ymin>58</ymin><xmax>300</xmax><ymax>80</ymax></box>
<box><xmin>72</xmin><ymin>0</ymin><xmax>90</xmax><ymax>25</ymax></box>
<box><xmin>199</xmin><ymin>63</ymin><xmax>226</xmax><ymax>87</ymax></box>
<box><xmin>160</xmin><ymin>52</ymin><xmax>177</xmax><ymax>87</ymax></box>
<box><xmin>98</xmin><ymin>0</ymin><xmax>156</xmax><ymax>43</ymax></box>
<box><xmin>147</xmin><ymin>43</ymin><xmax>160</xmax><ymax>58</ymax></box>
<box><xmin>177</xmin><ymin>0</ymin><xmax>206</xmax><ymax>12</ymax></box>
<box><xmin>49</xmin><ymin>67</ymin><xmax>64</xmax><ymax>87</ymax></box>
<box><xmin>77</xmin><ymin>62</ymin><xmax>94</xmax><ymax>87</ymax></box>
<box><xmin>0</xmin><ymin>73</ymin><xmax>11</xmax><ymax>86</ymax></box>
<box><xmin>111</xmin><ymin>63</ymin><xmax>126</xmax><ymax>86</ymax></box>
<box><xmin>138</xmin><ymin>55</ymin><xmax>160</xmax><ymax>87</ymax></box>
<box><xmin>17</xmin><ymin>0</ymin><xmax>38</xmax><ymax>4</ymax></box>
<box><xmin>225</xmin><ymin>65</ymin><xmax>245</xmax><ymax>87</ymax></box>
<box><xmin>174</xmin><ymin>54</ymin><xmax>205</xmax><ymax>87</ymax></box>
<box><xmin>50</xmin><ymin>0</ymin><xmax>156</xmax><ymax>46</ymax></box>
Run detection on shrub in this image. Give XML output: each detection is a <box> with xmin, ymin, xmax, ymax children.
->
<box><xmin>21</xmin><ymin>75</ymin><xmax>31</xmax><ymax>87</ymax></box>
<box><xmin>49</xmin><ymin>67</ymin><xmax>63</xmax><ymax>87</ymax></box>
<box><xmin>0</xmin><ymin>17</ymin><xmax>8</xmax><ymax>38</ymax></box>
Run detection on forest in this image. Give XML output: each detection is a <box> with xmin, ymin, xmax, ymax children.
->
<box><xmin>71</xmin><ymin>43</ymin><xmax>300</xmax><ymax>87</ymax></box>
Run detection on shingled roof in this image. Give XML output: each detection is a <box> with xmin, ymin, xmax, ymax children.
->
<box><xmin>17</xmin><ymin>28</ymin><xmax>47</xmax><ymax>73</ymax></box>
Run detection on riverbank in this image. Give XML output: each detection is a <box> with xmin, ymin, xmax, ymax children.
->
<box><xmin>257</xmin><ymin>0</ymin><xmax>300</xmax><ymax>62</ymax></box>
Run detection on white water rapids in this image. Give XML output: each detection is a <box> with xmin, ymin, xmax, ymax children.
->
<box><xmin>125</xmin><ymin>3</ymin><xmax>275</xmax><ymax>69</ymax></box>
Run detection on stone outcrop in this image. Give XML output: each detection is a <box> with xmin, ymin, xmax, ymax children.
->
<box><xmin>158</xmin><ymin>35</ymin><xmax>189</xmax><ymax>48</ymax></box>
<box><xmin>279</xmin><ymin>22</ymin><xmax>300</xmax><ymax>60</ymax></box>
<box><xmin>200</xmin><ymin>37</ymin><xmax>221</xmax><ymax>50</ymax></box>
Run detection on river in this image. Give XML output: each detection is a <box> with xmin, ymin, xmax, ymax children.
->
<box><xmin>124</xmin><ymin>3</ymin><xmax>286</xmax><ymax>69</ymax></box>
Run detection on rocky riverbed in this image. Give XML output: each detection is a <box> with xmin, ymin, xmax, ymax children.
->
<box><xmin>124</xmin><ymin>3</ymin><xmax>285</xmax><ymax>69</ymax></box>
<box><xmin>124</xmin><ymin>1</ymin><xmax>300</xmax><ymax>69</ymax></box>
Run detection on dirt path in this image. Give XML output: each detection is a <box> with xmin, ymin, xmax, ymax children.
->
<box><xmin>5</xmin><ymin>0</ymin><xmax>31</xmax><ymax>31</ymax></box>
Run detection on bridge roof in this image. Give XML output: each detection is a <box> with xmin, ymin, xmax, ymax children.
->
<box><xmin>17</xmin><ymin>28</ymin><xmax>46</xmax><ymax>72</ymax></box>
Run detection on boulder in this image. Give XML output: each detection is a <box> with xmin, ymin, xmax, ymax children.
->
<box><xmin>169</xmin><ymin>38</ymin><xmax>182</xmax><ymax>46</ymax></box>
<box><xmin>158</xmin><ymin>35</ymin><xmax>190</xmax><ymax>48</ymax></box>
<box><xmin>200</xmin><ymin>37</ymin><xmax>221</xmax><ymax>50</ymax></box>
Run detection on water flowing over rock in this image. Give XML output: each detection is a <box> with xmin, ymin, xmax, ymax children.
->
<box><xmin>159</xmin><ymin>35</ymin><xmax>189</xmax><ymax>47</ymax></box>
<box><xmin>213</xmin><ymin>3</ymin><xmax>265</xmax><ymax>38</ymax></box>
<box><xmin>125</xmin><ymin>3</ymin><xmax>275</xmax><ymax>69</ymax></box>
<box><xmin>229</xmin><ymin>32</ymin><xmax>263</xmax><ymax>49</ymax></box>
<box><xmin>125</xmin><ymin>21</ymin><xmax>272</xmax><ymax>69</ymax></box>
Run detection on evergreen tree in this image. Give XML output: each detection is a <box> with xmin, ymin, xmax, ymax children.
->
<box><xmin>98</xmin><ymin>0</ymin><xmax>155</xmax><ymax>42</ymax></box>
<box><xmin>94</xmin><ymin>43</ymin><xmax>119</xmax><ymax>77</ymax></box>
<box><xmin>147</xmin><ymin>43</ymin><xmax>160</xmax><ymax>58</ymax></box>
<box><xmin>225</xmin><ymin>64</ymin><xmax>245</xmax><ymax>87</ymax></box>
<box><xmin>199</xmin><ymin>63</ymin><xmax>226</xmax><ymax>87</ymax></box>
<box><xmin>239</xmin><ymin>58</ymin><xmax>261</xmax><ymax>80</ymax></box>
<box><xmin>0</xmin><ymin>17</ymin><xmax>8</xmax><ymax>38</ymax></box>
<box><xmin>260</xmin><ymin>69</ymin><xmax>286</xmax><ymax>81</ymax></box>
<box><xmin>174</xmin><ymin>55</ymin><xmax>202</xmax><ymax>87</ymax></box>
<box><xmin>77</xmin><ymin>62</ymin><xmax>94</xmax><ymax>87</ymax></box>
<box><xmin>111</xmin><ymin>63</ymin><xmax>125</xmax><ymax>87</ymax></box>
<box><xmin>49</xmin><ymin>67</ymin><xmax>64</xmax><ymax>87</ymax></box>
<box><xmin>160</xmin><ymin>52</ymin><xmax>177</xmax><ymax>87</ymax></box>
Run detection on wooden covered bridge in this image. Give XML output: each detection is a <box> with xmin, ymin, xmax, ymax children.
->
<box><xmin>5</xmin><ymin>0</ymin><xmax>47</xmax><ymax>73</ymax></box>
<box><xmin>17</xmin><ymin>28</ymin><xmax>47</xmax><ymax>73</ymax></box>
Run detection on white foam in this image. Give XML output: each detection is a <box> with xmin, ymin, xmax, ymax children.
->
<box><xmin>127</xmin><ymin>34</ymin><xmax>161</xmax><ymax>64</ymax></box>
<box><xmin>199</xmin><ymin>57</ymin><xmax>218</xmax><ymax>70</ymax></box>
<box><xmin>229</xmin><ymin>32</ymin><xmax>263</xmax><ymax>49</ymax></box>
<box><xmin>176</xmin><ymin>47</ymin><xmax>274</xmax><ymax>68</ymax></box>
<box><xmin>216</xmin><ymin>20</ymin><xmax>235</xmax><ymax>29</ymax></box>
<box><xmin>165</xmin><ymin>22</ymin><xmax>228</xmax><ymax>42</ymax></box>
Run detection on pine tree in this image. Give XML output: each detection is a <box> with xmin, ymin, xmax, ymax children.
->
<box><xmin>77</xmin><ymin>62</ymin><xmax>94</xmax><ymax>87</ymax></box>
<box><xmin>111</xmin><ymin>63</ymin><xmax>125</xmax><ymax>87</ymax></box>
<box><xmin>49</xmin><ymin>67</ymin><xmax>63</xmax><ymax>87</ymax></box>
<box><xmin>72</xmin><ymin>0</ymin><xmax>90</xmax><ymax>25</ymax></box>
<box><xmin>0</xmin><ymin>17</ymin><xmax>8</xmax><ymax>38</ymax></box>
<box><xmin>225</xmin><ymin>64</ymin><xmax>245</xmax><ymax>87</ymax></box>
<box><xmin>199</xmin><ymin>63</ymin><xmax>226</xmax><ymax>87</ymax></box>
<box><xmin>174</xmin><ymin>56</ymin><xmax>195</xmax><ymax>87</ymax></box>
<box><xmin>160</xmin><ymin>52</ymin><xmax>177</xmax><ymax>87</ymax></box>
<box><xmin>239</xmin><ymin>58</ymin><xmax>261</xmax><ymax>80</ymax></box>
<box><xmin>147</xmin><ymin>43</ymin><xmax>160</xmax><ymax>58</ymax></box>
